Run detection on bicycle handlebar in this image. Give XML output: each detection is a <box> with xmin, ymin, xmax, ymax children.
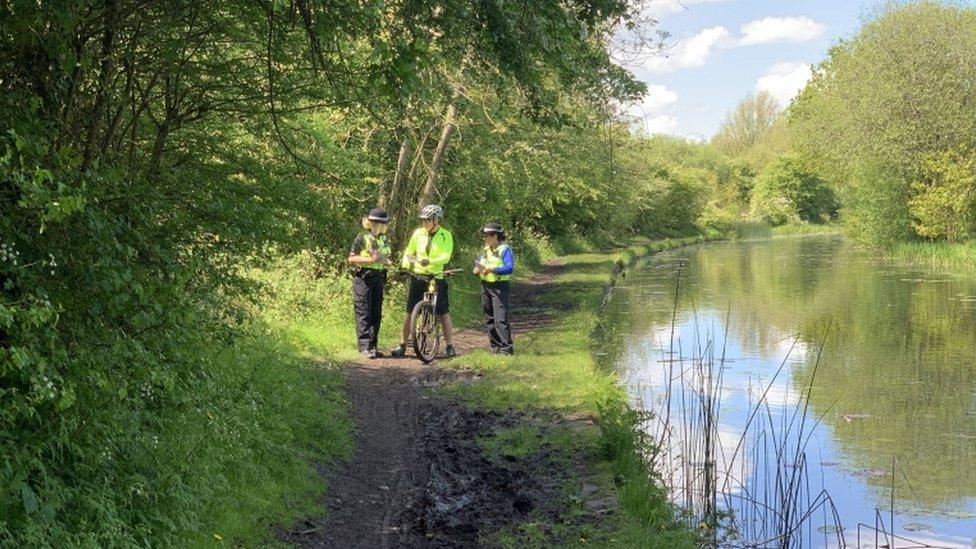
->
<box><xmin>391</xmin><ymin>267</ymin><xmax>463</xmax><ymax>279</ymax></box>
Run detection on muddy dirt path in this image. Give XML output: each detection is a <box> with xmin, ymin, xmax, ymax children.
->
<box><xmin>282</xmin><ymin>264</ymin><xmax>574</xmax><ymax>548</ymax></box>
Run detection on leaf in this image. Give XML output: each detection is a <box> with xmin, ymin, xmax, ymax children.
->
<box><xmin>20</xmin><ymin>482</ymin><xmax>39</xmax><ymax>514</ymax></box>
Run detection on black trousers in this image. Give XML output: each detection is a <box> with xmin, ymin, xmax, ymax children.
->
<box><xmin>481</xmin><ymin>281</ymin><xmax>513</xmax><ymax>354</ymax></box>
<box><xmin>352</xmin><ymin>270</ymin><xmax>385</xmax><ymax>351</ymax></box>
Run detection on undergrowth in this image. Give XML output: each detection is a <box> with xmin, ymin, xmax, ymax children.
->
<box><xmin>443</xmin><ymin>237</ymin><xmax>706</xmax><ymax>547</ymax></box>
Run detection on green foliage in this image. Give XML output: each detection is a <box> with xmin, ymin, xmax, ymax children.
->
<box><xmin>841</xmin><ymin>162</ymin><xmax>912</xmax><ymax>246</ymax></box>
<box><xmin>789</xmin><ymin>1</ymin><xmax>976</xmax><ymax>245</ymax></box>
<box><xmin>617</xmin><ymin>136</ymin><xmax>716</xmax><ymax>237</ymax></box>
<box><xmin>908</xmin><ymin>149</ymin><xmax>976</xmax><ymax>242</ymax></box>
<box><xmin>0</xmin><ymin>0</ymin><xmax>709</xmax><ymax>543</ymax></box>
<box><xmin>750</xmin><ymin>156</ymin><xmax>838</xmax><ymax>226</ymax></box>
<box><xmin>711</xmin><ymin>91</ymin><xmax>781</xmax><ymax>157</ymax></box>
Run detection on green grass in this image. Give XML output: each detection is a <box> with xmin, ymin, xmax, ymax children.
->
<box><xmin>888</xmin><ymin>239</ymin><xmax>976</xmax><ymax>273</ymax></box>
<box><xmin>442</xmin><ymin>237</ymin><xmax>705</xmax><ymax>548</ymax></box>
<box><xmin>199</xmin><ymin>236</ymin><xmax>708</xmax><ymax>546</ymax></box>
<box><xmin>770</xmin><ymin>222</ymin><xmax>842</xmax><ymax>236</ymax></box>
<box><xmin>185</xmin><ymin>325</ymin><xmax>352</xmax><ymax>546</ymax></box>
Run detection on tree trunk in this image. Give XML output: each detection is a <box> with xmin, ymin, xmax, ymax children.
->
<box><xmin>382</xmin><ymin>136</ymin><xmax>411</xmax><ymax>208</ymax></box>
<box><xmin>417</xmin><ymin>102</ymin><xmax>457</xmax><ymax>208</ymax></box>
<box><xmin>82</xmin><ymin>0</ymin><xmax>119</xmax><ymax>171</ymax></box>
<box><xmin>385</xmin><ymin>136</ymin><xmax>413</xmax><ymax>251</ymax></box>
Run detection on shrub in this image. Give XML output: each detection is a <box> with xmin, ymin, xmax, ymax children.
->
<box><xmin>841</xmin><ymin>162</ymin><xmax>912</xmax><ymax>246</ymax></box>
<box><xmin>908</xmin><ymin>149</ymin><xmax>976</xmax><ymax>242</ymax></box>
<box><xmin>750</xmin><ymin>156</ymin><xmax>837</xmax><ymax>226</ymax></box>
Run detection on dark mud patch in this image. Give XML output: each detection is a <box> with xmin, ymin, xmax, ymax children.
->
<box><xmin>280</xmin><ymin>353</ymin><xmax>587</xmax><ymax>548</ymax></box>
<box><xmin>391</xmin><ymin>403</ymin><xmax>568</xmax><ymax>547</ymax></box>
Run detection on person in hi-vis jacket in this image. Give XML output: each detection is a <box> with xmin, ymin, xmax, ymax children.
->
<box><xmin>347</xmin><ymin>208</ymin><xmax>393</xmax><ymax>359</ymax></box>
<box><xmin>472</xmin><ymin>222</ymin><xmax>514</xmax><ymax>354</ymax></box>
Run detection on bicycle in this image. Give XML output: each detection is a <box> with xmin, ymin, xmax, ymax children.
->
<box><xmin>406</xmin><ymin>267</ymin><xmax>463</xmax><ymax>363</ymax></box>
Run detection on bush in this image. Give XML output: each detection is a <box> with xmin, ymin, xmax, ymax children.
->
<box><xmin>908</xmin><ymin>149</ymin><xmax>976</xmax><ymax>242</ymax></box>
<box><xmin>841</xmin><ymin>163</ymin><xmax>912</xmax><ymax>246</ymax></box>
<box><xmin>750</xmin><ymin>156</ymin><xmax>838</xmax><ymax>226</ymax></box>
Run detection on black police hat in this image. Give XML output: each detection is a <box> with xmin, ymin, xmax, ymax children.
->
<box><xmin>367</xmin><ymin>208</ymin><xmax>390</xmax><ymax>223</ymax></box>
<box><xmin>482</xmin><ymin>222</ymin><xmax>504</xmax><ymax>234</ymax></box>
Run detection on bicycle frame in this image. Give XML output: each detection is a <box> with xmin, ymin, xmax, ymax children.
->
<box><xmin>404</xmin><ymin>267</ymin><xmax>461</xmax><ymax>362</ymax></box>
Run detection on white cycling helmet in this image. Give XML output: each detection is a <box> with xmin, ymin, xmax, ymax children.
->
<box><xmin>418</xmin><ymin>204</ymin><xmax>444</xmax><ymax>220</ymax></box>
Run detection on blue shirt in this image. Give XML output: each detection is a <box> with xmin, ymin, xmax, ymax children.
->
<box><xmin>493</xmin><ymin>246</ymin><xmax>514</xmax><ymax>275</ymax></box>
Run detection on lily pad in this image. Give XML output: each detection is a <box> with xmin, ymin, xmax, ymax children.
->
<box><xmin>945</xmin><ymin>510</ymin><xmax>976</xmax><ymax>519</ymax></box>
<box><xmin>817</xmin><ymin>524</ymin><xmax>844</xmax><ymax>534</ymax></box>
<box><xmin>851</xmin><ymin>468</ymin><xmax>888</xmax><ymax>478</ymax></box>
<box><xmin>902</xmin><ymin>522</ymin><xmax>931</xmax><ymax>532</ymax></box>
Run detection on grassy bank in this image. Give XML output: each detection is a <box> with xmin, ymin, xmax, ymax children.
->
<box><xmin>770</xmin><ymin>222</ymin><xmax>842</xmax><ymax>236</ymax></box>
<box><xmin>185</xmin><ymin>236</ymin><xmax>710</xmax><ymax>545</ymax></box>
<box><xmin>886</xmin><ymin>239</ymin><xmax>976</xmax><ymax>273</ymax></box>
<box><xmin>442</xmin><ymin>237</ymin><xmax>710</xmax><ymax>547</ymax></box>
<box><xmin>719</xmin><ymin>220</ymin><xmax>839</xmax><ymax>240</ymax></box>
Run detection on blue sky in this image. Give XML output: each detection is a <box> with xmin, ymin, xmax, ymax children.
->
<box><xmin>618</xmin><ymin>0</ymin><xmax>877</xmax><ymax>139</ymax></box>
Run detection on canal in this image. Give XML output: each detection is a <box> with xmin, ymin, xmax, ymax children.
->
<box><xmin>602</xmin><ymin>236</ymin><xmax>976</xmax><ymax>547</ymax></box>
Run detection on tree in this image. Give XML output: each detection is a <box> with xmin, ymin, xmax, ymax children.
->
<box><xmin>750</xmin><ymin>156</ymin><xmax>838</xmax><ymax>226</ymax></box>
<box><xmin>909</xmin><ymin>149</ymin><xmax>976</xmax><ymax>242</ymax></box>
<box><xmin>711</xmin><ymin>91</ymin><xmax>780</xmax><ymax>157</ymax></box>
<box><xmin>789</xmin><ymin>1</ymin><xmax>976</xmax><ymax>243</ymax></box>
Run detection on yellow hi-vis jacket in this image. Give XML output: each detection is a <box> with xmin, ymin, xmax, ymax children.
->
<box><xmin>356</xmin><ymin>232</ymin><xmax>392</xmax><ymax>270</ymax></box>
<box><xmin>401</xmin><ymin>227</ymin><xmax>453</xmax><ymax>277</ymax></box>
<box><xmin>477</xmin><ymin>243</ymin><xmax>512</xmax><ymax>282</ymax></box>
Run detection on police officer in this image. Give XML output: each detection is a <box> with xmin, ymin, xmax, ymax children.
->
<box><xmin>473</xmin><ymin>222</ymin><xmax>514</xmax><ymax>355</ymax></box>
<box><xmin>347</xmin><ymin>208</ymin><xmax>393</xmax><ymax>359</ymax></box>
<box><xmin>391</xmin><ymin>204</ymin><xmax>457</xmax><ymax>358</ymax></box>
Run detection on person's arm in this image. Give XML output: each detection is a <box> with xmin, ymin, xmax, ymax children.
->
<box><xmin>427</xmin><ymin>230</ymin><xmax>453</xmax><ymax>269</ymax></box>
<box><xmin>347</xmin><ymin>234</ymin><xmax>373</xmax><ymax>265</ymax></box>
<box><xmin>473</xmin><ymin>249</ymin><xmax>485</xmax><ymax>275</ymax></box>
<box><xmin>493</xmin><ymin>246</ymin><xmax>514</xmax><ymax>275</ymax></box>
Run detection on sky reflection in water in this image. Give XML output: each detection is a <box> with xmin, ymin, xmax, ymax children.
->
<box><xmin>604</xmin><ymin>236</ymin><xmax>976</xmax><ymax>547</ymax></box>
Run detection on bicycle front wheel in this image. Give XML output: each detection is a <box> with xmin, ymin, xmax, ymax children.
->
<box><xmin>410</xmin><ymin>300</ymin><xmax>440</xmax><ymax>363</ymax></box>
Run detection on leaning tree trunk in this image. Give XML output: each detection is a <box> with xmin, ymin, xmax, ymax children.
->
<box><xmin>385</xmin><ymin>135</ymin><xmax>413</xmax><ymax>251</ymax></box>
<box><xmin>381</xmin><ymin>136</ymin><xmax>411</xmax><ymax>209</ymax></box>
<box><xmin>416</xmin><ymin>102</ymin><xmax>457</xmax><ymax>208</ymax></box>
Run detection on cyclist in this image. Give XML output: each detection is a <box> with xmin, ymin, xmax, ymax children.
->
<box><xmin>347</xmin><ymin>208</ymin><xmax>393</xmax><ymax>359</ymax></box>
<box><xmin>473</xmin><ymin>222</ymin><xmax>514</xmax><ymax>355</ymax></box>
<box><xmin>391</xmin><ymin>204</ymin><xmax>457</xmax><ymax>358</ymax></box>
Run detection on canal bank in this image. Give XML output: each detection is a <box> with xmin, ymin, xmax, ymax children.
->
<box><xmin>601</xmin><ymin>235</ymin><xmax>976</xmax><ymax>547</ymax></box>
<box><xmin>281</xmin><ymin>236</ymin><xmax>721</xmax><ymax>547</ymax></box>
<box><xmin>438</xmin><ymin>235</ymin><xmax>713</xmax><ymax>547</ymax></box>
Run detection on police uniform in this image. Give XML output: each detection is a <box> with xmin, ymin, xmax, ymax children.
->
<box><xmin>349</xmin><ymin>225</ymin><xmax>391</xmax><ymax>353</ymax></box>
<box><xmin>477</xmin><ymin>234</ymin><xmax>514</xmax><ymax>354</ymax></box>
<box><xmin>401</xmin><ymin>226</ymin><xmax>454</xmax><ymax>315</ymax></box>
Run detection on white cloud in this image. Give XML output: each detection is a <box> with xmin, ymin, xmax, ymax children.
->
<box><xmin>641</xmin><ymin>84</ymin><xmax>679</xmax><ymax>112</ymax></box>
<box><xmin>637</xmin><ymin>15</ymin><xmax>825</xmax><ymax>74</ymax></box>
<box><xmin>623</xmin><ymin>84</ymin><xmax>680</xmax><ymax>135</ymax></box>
<box><xmin>643</xmin><ymin>26</ymin><xmax>732</xmax><ymax>72</ymax></box>
<box><xmin>738</xmin><ymin>16</ymin><xmax>826</xmax><ymax>46</ymax></box>
<box><xmin>644</xmin><ymin>115</ymin><xmax>680</xmax><ymax>134</ymax></box>
<box><xmin>756</xmin><ymin>62</ymin><xmax>813</xmax><ymax>106</ymax></box>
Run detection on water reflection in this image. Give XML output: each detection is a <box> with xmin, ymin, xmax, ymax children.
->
<box><xmin>604</xmin><ymin>236</ymin><xmax>976</xmax><ymax>547</ymax></box>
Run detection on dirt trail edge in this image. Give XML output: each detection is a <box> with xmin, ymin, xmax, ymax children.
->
<box><xmin>281</xmin><ymin>262</ymin><xmax>588</xmax><ymax>548</ymax></box>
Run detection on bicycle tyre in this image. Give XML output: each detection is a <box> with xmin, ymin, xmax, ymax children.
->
<box><xmin>410</xmin><ymin>300</ymin><xmax>439</xmax><ymax>363</ymax></box>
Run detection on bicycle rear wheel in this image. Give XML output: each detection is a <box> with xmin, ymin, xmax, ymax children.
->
<box><xmin>410</xmin><ymin>300</ymin><xmax>439</xmax><ymax>363</ymax></box>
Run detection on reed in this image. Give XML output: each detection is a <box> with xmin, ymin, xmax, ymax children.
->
<box><xmin>634</xmin><ymin>270</ymin><xmax>845</xmax><ymax>547</ymax></box>
<box><xmin>888</xmin><ymin>239</ymin><xmax>976</xmax><ymax>273</ymax></box>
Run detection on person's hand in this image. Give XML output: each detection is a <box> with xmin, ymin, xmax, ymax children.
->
<box><xmin>472</xmin><ymin>265</ymin><xmax>482</xmax><ymax>275</ymax></box>
<box><xmin>419</xmin><ymin>258</ymin><xmax>430</xmax><ymax>267</ymax></box>
<box><xmin>370</xmin><ymin>251</ymin><xmax>380</xmax><ymax>262</ymax></box>
<box><xmin>384</xmin><ymin>257</ymin><xmax>394</xmax><ymax>266</ymax></box>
